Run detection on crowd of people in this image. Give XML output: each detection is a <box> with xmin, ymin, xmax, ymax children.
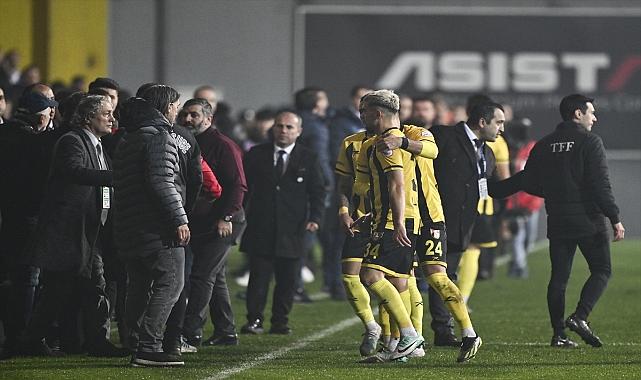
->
<box><xmin>0</xmin><ymin>55</ymin><xmax>624</xmax><ymax>367</ymax></box>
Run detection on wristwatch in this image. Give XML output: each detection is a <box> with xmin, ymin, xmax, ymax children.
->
<box><xmin>223</xmin><ymin>215</ymin><xmax>233</xmax><ymax>222</ymax></box>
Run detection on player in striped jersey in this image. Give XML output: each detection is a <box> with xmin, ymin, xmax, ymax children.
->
<box><xmin>352</xmin><ymin>90</ymin><xmax>424</xmax><ymax>361</ymax></box>
<box><xmin>376</xmin><ymin>124</ymin><xmax>483</xmax><ymax>362</ymax></box>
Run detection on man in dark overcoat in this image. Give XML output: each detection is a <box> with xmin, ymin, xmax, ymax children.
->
<box><xmin>427</xmin><ymin>102</ymin><xmax>504</xmax><ymax>345</ymax></box>
<box><xmin>240</xmin><ymin>111</ymin><xmax>326</xmax><ymax>335</ymax></box>
<box><xmin>23</xmin><ymin>95</ymin><xmax>127</xmax><ymax>357</ymax></box>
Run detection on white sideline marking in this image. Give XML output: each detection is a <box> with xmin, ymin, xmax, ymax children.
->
<box><xmin>204</xmin><ymin>316</ymin><xmax>361</xmax><ymax>380</ymax></box>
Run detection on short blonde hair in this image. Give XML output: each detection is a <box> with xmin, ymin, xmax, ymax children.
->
<box><xmin>360</xmin><ymin>89</ymin><xmax>399</xmax><ymax>114</ymax></box>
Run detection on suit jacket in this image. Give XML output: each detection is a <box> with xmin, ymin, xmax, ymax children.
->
<box><xmin>431</xmin><ymin>122</ymin><xmax>496</xmax><ymax>249</ymax></box>
<box><xmin>33</xmin><ymin>129</ymin><xmax>113</xmax><ymax>276</ymax></box>
<box><xmin>240</xmin><ymin>142</ymin><xmax>326</xmax><ymax>258</ymax></box>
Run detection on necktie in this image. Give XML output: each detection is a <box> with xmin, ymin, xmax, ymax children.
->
<box><xmin>474</xmin><ymin>139</ymin><xmax>486</xmax><ymax>178</ymax></box>
<box><xmin>96</xmin><ymin>143</ymin><xmax>109</xmax><ymax>225</ymax></box>
<box><xmin>96</xmin><ymin>143</ymin><xmax>107</xmax><ymax>170</ymax></box>
<box><xmin>275</xmin><ymin>150</ymin><xmax>286</xmax><ymax>179</ymax></box>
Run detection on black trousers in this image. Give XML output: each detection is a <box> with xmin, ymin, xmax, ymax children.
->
<box><xmin>27</xmin><ymin>254</ymin><xmax>109</xmax><ymax>352</ymax></box>
<box><xmin>428</xmin><ymin>242</ymin><xmax>463</xmax><ymax>336</ymax></box>
<box><xmin>548</xmin><ymin>232</ymin><xmax>611</xmax><ymax>335</ymax></box>
<box><xmin>183</xmin><ymin>233</ymin><xmax>235</xmax><ymax>338</ymax></box>
<box><xmin>246</xmin><ymin>254</ymin><xmax>298</xmax><ymax>327</ymax></box>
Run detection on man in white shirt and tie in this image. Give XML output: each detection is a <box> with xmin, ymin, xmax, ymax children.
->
<box><xmin>240</xmin><ymin>111</ymin><xmax>326</xmax><ymax>335</ymax></box>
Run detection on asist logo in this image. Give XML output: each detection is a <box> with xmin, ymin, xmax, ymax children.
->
<box><xmin>377</xmin><ymin>52</ymin><xmax>641</xmax><ymax>93</ymax></box>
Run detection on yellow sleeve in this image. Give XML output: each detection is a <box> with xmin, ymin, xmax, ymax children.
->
<box><xmin>334</xmin><ymin>138</ymin><xmax>353</xmax><ymax>177</ymax></box>
<box><xmin>487</xmin><ymin>135</ymin><xmax>509</xmax><ymax>164</ymax></box>
<box><xmin>403</xmin><ymin>125</ymin><xmax>438</xmax><ymax>159</ymax></box>
<box><xmin>353</xmin><ymin>138</ymin><xmax>372</xmax><ymax>196</ymax></box>
<box><xmin>377</xmin><ymin>129</ymin><xmax>405</xmax><ymax>172</ymax></box>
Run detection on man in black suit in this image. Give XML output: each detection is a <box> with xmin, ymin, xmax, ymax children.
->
<box><xmin>240</xmin><ymin>111</ymin><xmax>326</xmax><ymax>335</ymax></box>
<box><xmin>22</xmin><ymin>95</ymin><xmax>127</xmax><ymax>357</ymax></box>
<box><xmin>428</xmin><ymin>102</ymin><xmax>505</xmax><ymax>345</ymax></box>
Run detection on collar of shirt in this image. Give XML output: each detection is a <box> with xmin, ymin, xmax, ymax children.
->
<box><xmin>273</xmin><ymin>142</ymin><xmax>295</xmax><ymax>164</ymax></box>
<box><xmin>82</xmin><ymin>128</ymin><xmax>101</xmax><ymax>148</ymax></box>
<box><xmin>463</xmin><ymin>122</ymin><xmax>485</xmax><ymax>151</ymax></box>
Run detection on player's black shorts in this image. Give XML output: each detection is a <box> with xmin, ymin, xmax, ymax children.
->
<box><xmin>341</xmin><ymin>230</ymin><xmax>370</xmax><ymax>263</ymax></box>
<box><xmin>470</xmin><ymin>214</ymin><xmax>497</xmax><ymax>248</ymax></box>
<box><xmin>361</xmin><ymin>221</ymin><xmax>417</xmax><ymax>278</ymax></box>
<box><xmin>416</xmin><ymin>221</ymin><xmax>447</xmax><ymax>267</ymax></box>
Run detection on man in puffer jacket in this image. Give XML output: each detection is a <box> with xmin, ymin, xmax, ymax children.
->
<box><xmin>113</xmin><ymin>85</ymin><xmax>190</xmax><ymax>367</ymax></box>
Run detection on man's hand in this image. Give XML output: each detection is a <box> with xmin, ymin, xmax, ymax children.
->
<box><xmin>612</xmin><ymin>222</ymin><xmax>625</xmax><ymax>242</ymax></box>
<box><xmin>375</xmin><ymin>134</ymin><xmax>402</xmax><ymax>153</ymax></box>
<box><xmin>176</xmin><ymin>224</ymin><xmax>190</xmax><ymax>245</ymax></box>
<box><xmin>217</xmin><ymin>219</ymin><xmax>233</xmax><ymax>238</ymax></box>
<box><xmin>306</xmin><ymin>222</ymin><xmax>319</xmax><ymax>232</ymax></box>
<box><xmin>392</xmin><ymin>224</ymin><xmax>412</xmax><ymax>247</ymax></box>
<box><xmin>339</xmin><ymin>213</ymin><xmax>355</xmax><ymax>236</ymax></box>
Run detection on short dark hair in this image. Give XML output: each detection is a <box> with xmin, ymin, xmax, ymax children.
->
<box><xmin>88</xmin><ymin>77</ymin><xmax>120</xmax><ymax>92</ymax></box>
<box><xmin>135</xmin><ymin>82</ymin><xmax>159</xmax><ymax>98</ymax></box>
<box><xmin>294</xmin><ymin>87</ymin><xmax>324</xmax><ymax>111</ymax></box>
<box><xmin>139</xmin><ymin>84</ymin><xmax>180</xmax><ymax>115</ymax></box>
<box><xmin>466</xmin><ymin>93</ymin><xmax>493</xmax><ymax>117</ymax></box>
<box><xmin>412</xmin><ymin>94</ymin><xmax>435</xmax><ymax>104</ymax></box>
<box><xmin>467</xmin><ymin>102</ymin><xmax>504</xmax><ymax>127</ymax></box>
<box><xmin>183</xmin><ymin>98</ymin><xmax>214</xmax><ymax>118</ymax></box>
<box><xmin>58</xmin><ymin>91</ymin><xmax>87</xmax><ymax>125</ymax></box>
<box><xmin>559</xmin><ymin>94</ymin><xmax>594</xmax><ymax>121</ymax></box>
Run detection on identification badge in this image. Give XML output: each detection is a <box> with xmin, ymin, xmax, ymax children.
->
<box><xmin>478</xmin><ymin>178</ymin><xmax>488</xmax><ymax>200</ymax></box>
<box><xmin>102</xmin><ymin>187</ymin><xmax>111</xmax><ymax>209</ymax></box>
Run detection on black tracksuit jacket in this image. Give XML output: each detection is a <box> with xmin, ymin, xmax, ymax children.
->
<box><xmin>490</xmin><ymin>121</ymin><xmax>620</xmax><ymax>240</ymax></box>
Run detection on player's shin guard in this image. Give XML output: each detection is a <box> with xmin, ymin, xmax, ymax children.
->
<box><xmin>368</xmin><ymin>278</ymin><xmax>413</xmax><ymax>329</ymax></box>
<box><xmin>457</xmin><ymin>247</ymin><xmax>481</xmax><ymax>302</ymax></box>
<box><xmin>407</xmin><ymin>276</ymin><xmax>423</xmax><ymax>335</ymax></box>
<box><xmin>427</xmin><ymin>272</ymin><xmax>473</xmax><ymax>330</ymax></box>
<box><xmin>342</xmin><ymin>274</ymin><xmax>375</xmax><ymax>325</ymax></box>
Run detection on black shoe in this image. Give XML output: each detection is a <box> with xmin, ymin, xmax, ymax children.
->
<box><xmin>434</xmin><ymin>332</ymin><xmax>460</xmax><ymax>347</ymax></box>
<box><xmin>293</xmin><ymin>289</ymin><xmax>313</xmax><ymax>303</ymax></box>
<box><xmin>203</xmin><ymin>334</ymin><xmax>239</xmax><ymax>346</ymax></box>
<box><xmin>566</xmin><ymin>314</ymin><xmax>603</xmax><ymax>347</ymax></box>
<box><xmin>269</xmin><ymin>324</ymin><xmax>292</xmax><ymax>335</ymax></box>
<box><xmin>19</xmin><ymin>339</ymin><xmax>65</xmax><ymax>357</ymax></box>
<box><xmin>131</xmin><ymin>351</ymin><xmax>184</xmax><ymax>367</ymax></box>
<box><xmin>87</xmin><ymin>340</ymin><xmax>131</xmax><ymax>357</ymax></box>
<box><xmin>240</xmin><ymin>319</ymin><xmax>264</xmax><ymax>335</ymax></box>
<box><xmin>550</xmin><ymin>335</ymin><xmax>579</xmax><ymax>348</ymax></box>
<box><xmin>183</xmin><ymin>335</ymin><xmax>202</xmax><ymax>347</ymax></box>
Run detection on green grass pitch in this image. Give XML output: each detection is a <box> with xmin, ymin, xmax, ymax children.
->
<box><xmin>2</xmin><ymin>240</ymin><xmax>640</xmax><ymax>379</ymax></box>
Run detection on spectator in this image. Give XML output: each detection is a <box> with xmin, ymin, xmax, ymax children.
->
<box><xmin>0</xmin><ymin>92</ymin><xmax>57</xmax><ymax>358</ymax></box>
<box><xmin>180</xmin><ymin>98</ymin><xmax>247</xmax><ymax>348</ymax></box>
<box><xmin>23</xmin><ymin>95</ymin><xmax>128</xmax><ymax>358</ymax></box>
<box><xmin>240</xmin><ymin>111</ymin><xmax>326</xmax><ymax>335</ymax></box>
<box><xmin>114</xmin><ymin>86</ymin><xmax>188</xmax><ymax>367</ymax></box>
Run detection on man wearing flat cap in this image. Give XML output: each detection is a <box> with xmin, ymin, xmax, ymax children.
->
<box><xmin>0</xmin><ymin>92</ymin><xmax>57</xmax><ymax>358</ymax></box>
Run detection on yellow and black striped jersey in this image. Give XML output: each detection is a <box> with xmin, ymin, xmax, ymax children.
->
<box><xmin>334</xmin><ymin>131</ymin><xmax>371</xmax><ymax>219</ymax></box>
<box><xmin>478</xmin><ymin>135</ymin><xmax>510</xmax><ymax>215</ymax></box>
<box><xmin>402</xmin><ymin>125</ymin><xmax>445</xmax><ymax>226</ymax></box>
<box><xmin>354</xmin><ymin>128</ymin><xmax>421</xmax><ymax>234</ymax></box>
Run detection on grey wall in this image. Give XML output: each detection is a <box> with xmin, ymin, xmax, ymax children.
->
<box><xmin>110</xmin><ymin>0</ymin><xmax>294</xmax><ymax>108</ymax></box>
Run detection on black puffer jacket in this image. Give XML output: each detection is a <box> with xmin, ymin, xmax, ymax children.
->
<box><xmin>113</xmin><ymin>97</ymin><xmax>188</xmax><ymax>257</ymax></box>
